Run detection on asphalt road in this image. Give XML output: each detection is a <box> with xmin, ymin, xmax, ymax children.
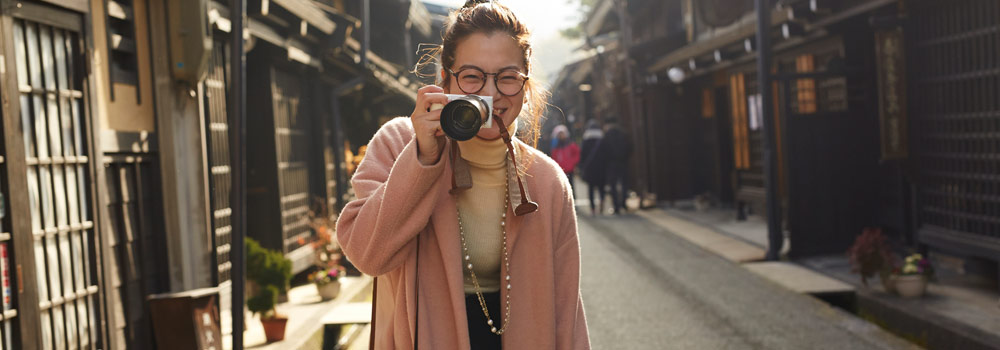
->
<box><xmin>577</xmin><ymin>212</ymin><xmax>918</xmax><ymax>350</ymax></box>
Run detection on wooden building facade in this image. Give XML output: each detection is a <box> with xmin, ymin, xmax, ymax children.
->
<box><xmin>0</xmin><ymin>0</ymin><xmax>431</xmax><ymax>348</ymax></box>
<box><xmin>555</xmin><ymin>0</ymin><xmax>1000</xmax><ymax>287</ymax></box>
<box><xmin>904</xmin><ymin>0</ymin><xmax>1000</xmax><ymax>275</ymax></box>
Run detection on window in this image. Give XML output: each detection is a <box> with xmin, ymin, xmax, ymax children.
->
<box><xmin>795</xmin><ymin>54</ymin><xmax>817</xmax><ymax>114</ymax></box>
<box><xmin>13</xmin><ymin>17</ymin><xmax>102</xmax><ymax>349</ymax></box>
<box><xmin>107</xmin><ymin>0</ymin><xmax>140</xmax><ymax>96</ymax></box>
<box><xmin>729</xmin><ymin>73</ymin><xmax>751</xmax><ymax>170</ymax></box>
<box><xmin>702</xmin><ymin>88</ymin><xmax>715</xmax><ymax>119</ymax></box>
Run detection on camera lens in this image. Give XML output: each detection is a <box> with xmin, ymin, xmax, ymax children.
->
<box><xmin>441</xmin><ymin>97</ymin><xmax>488</xmax><ymax>141</ymax></box>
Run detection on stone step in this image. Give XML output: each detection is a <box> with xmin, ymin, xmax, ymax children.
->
<box><xmin>322</xmin><ymin>302</ymin><xmax>372</xmax><ymax>325</ymax></box>
<box><xmin>635</xmin><ymin>210</ymin><xmax>766</xmax><ymax>263</ymax></box>
<box><xmin>744</xmin><ymin>261</ymin><xmax>855</xmax><ymax>296</ymax></box>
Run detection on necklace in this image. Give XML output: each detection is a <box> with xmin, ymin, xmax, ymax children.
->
<box><xmin>457</xmin><ymin>159</ymin><xmax>512</xmax><ymax>335</ymax></box>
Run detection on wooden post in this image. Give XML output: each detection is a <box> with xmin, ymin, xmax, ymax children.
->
<box><xmin>230</xmin><ymin>0</ymin><xmax>247</xmax><ymax>348</ymax></box>
<box><xmin>756</xmin><ymin>0</ymin><xmax>784</xmax><ymax>260</ymax></box>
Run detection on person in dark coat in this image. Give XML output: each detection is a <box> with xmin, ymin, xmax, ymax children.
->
<box><xmin>580</xmin><ymin>119</ymin><xmax>606</xmax><ymax>216</ymax></box>
<box><xmin>601</xmin><ymin>118</ymin><xmax>632</xmax><ymax>214</ymax></box>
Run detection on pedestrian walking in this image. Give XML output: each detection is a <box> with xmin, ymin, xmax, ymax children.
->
<box><xmin>551</xmin><ymin>124</ymin><xmax>581</xmax><ymax>192</ymax></box>
<box><xmin>336</xmin><ymin>1</ymin><xmax>590</xmax><ymax>349</ymax></box>
<box><xmin>602</xmin><ymin>118</ymin><xmax>631</xmax><ymax>215</ymax></box>
<box><xmin>580</xmin><ymin>119</ymin><xmax>606</xmax><ymax>216</ymax></box>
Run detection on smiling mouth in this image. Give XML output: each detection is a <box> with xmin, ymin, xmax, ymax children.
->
<box><xmin>493</xmin><ymin>107</ymin><xmax>507</xmax><ymax>118</ymax></box>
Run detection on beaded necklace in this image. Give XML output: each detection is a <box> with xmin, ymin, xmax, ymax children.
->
<box><xmin>457</xmin><ymin>160</ymin><xmax>512</xmax><ymax>335</ymax></box>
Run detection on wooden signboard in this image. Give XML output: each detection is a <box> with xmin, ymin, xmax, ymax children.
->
<box><xmin>875</xmin><ymin>28</ymin><xmax>908</xmax><ymax>160</ymax></box>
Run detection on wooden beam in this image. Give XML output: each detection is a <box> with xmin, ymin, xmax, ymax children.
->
<box><xmin>272</xmin><ymin>0</ymin><xmax>336</xmax><ymax>34</ymax></box>
<box><xmin>647</xmin><ymin>7</ymin><xmax>793</xmax><ymax>73</ymax></box>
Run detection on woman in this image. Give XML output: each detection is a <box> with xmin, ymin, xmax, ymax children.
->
<box><xmin>336</xmin><ymin>1</ymin><xmax>591</xmax><ymax>349</ymax></box>
<box><xmin>580</xmin><ymin>119</ymin><xmax>606</xmax><ymax>216</ymax></box>
<box><xmin>551</xmin><ymin>124</ymin><xmax>581</xmax><ymax>192</ymax></box>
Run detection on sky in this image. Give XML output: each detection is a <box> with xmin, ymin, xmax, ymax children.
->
<box><xmin>422</xmin><ymin>0</ymin><xmax>588</xmax><ymax>86</ymax></box>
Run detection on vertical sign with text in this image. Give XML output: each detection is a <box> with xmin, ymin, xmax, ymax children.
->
<box><xmin>876</xmin><ymin>28</ymin><xmax>908</xmax><ymax>159</ymax></box>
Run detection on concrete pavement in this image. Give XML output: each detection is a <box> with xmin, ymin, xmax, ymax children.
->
<box><xmin>578</xmin><ymin>212</ymin><xmax>918</xmax><ymax>349</ymax></box>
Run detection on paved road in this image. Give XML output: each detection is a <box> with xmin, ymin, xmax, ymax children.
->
<box><xmin>577</xmin><ymin>212</ymin><xmax>917</xmax><ymax>350</ymax></box>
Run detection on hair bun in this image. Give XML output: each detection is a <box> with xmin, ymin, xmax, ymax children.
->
<box><xmin>463</xmin><ymin>0</ymin><xmax>491</xmax><ymax>8</ymax></box>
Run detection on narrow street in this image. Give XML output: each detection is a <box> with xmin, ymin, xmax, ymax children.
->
<box><xmin>577</xmin><ymin>211</ymin><xmax>916</xmax><ymax>350</ymax></box>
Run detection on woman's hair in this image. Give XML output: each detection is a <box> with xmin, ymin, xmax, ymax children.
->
<box><xmin>416</xmin><ymin>0</ymin><xmax>550</xmax><ymax>156</ymax></box>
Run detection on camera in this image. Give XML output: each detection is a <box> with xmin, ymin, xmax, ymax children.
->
<box><xmin>431</xmin><ymin>94</ymin><xmax>493</xmax><ymax>141</ymax></box>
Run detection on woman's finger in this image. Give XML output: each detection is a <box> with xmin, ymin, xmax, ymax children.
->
<box><xmin>415</xmin><ymin>86</ymin><xmax>443</xmax><ymax>109</ymax></box>
<box><xmin>417</xmin><ymin>85</ymin><xmax>444</xmax><ymax>95</ymax></box>
<box><xmin>417</xmin><ymin>118</ymin><xmax>442</xmax><ymax>135</ymax></box>
<box><xmin>418</xmin><ymin>109</ymin><xmax>442</xmax><ymax>122</ymax></box>
<box><xmin>420</xmin><ymin>93</ymin><xmax>450</xmax><ymax>112</ymax></box>
<box><xmin>412</xmin><ymin>109</ymin><xmax>443</xmax><ymax>127</ymax></box>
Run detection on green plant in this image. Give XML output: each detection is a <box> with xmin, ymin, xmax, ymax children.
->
<box><xmin>847</xmin><ymin>227</ymin><xmax>896</xmax><ymax>287</ymax></box>
<box><xmin>246</xmin><ymin>238</ymin><xmax>292</xmax><ymax>319</ymax></box>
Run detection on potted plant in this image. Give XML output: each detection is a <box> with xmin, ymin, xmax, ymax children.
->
<box><xmin>847</xmin><ymin>228</ymin><xmax>897</xmax><ymax>292</ymax></box>
<box><xmin>308</xmin><ymin>202</ymin><xmax>345</xmax><ymax>301</ymax></box>
<box><xmin>310</xmin><ymin>267</ymin><xmax>343</xmax><ymax>300</ymax></box>
<box><xmin>894</xmin><ymin>253</ymin><xmax>934</xmax><ymax>298</ymax></box>
<box><xmin>247</xmin><ymin>238</ymin><xmax>292</xmax><ymax>342</ymax></box>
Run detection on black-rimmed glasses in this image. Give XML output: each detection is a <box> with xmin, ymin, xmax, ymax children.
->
<box><xmin>445</xmin><ymin>66</ymin><xmax>529</xmax><ymax>96</ymax></box>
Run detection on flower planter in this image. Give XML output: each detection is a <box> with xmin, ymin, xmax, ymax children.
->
<box><xmin>894</xmin><ymin>275</ymin><xmax>927</xmax><ymax>298</ymax></box>
<box><xmin>316</xmin><ymin>281</ymin><xmax>341</xmax><ymax>301</ymax></box>
<box><xmin>879</xmin><ymin>270</ymin><xmax>896</xmax><ymax>294</ymax></box>
<box><xmin>261</xmin><ymin>315</ymin><xmax>289</xmax><ymax>342</ymax></box>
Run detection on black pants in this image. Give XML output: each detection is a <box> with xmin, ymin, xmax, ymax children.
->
<box><xmin>587</xmin><ymin>181</ymin><xmax>605</xmax><ymax>214</ymax></box>
<box><xmin>565</xmin><ymin>170</ymin><xmax>576</xmax><ymax>195</ymax></box>
<box><xmin>466</xmin><ymin>292</ymin><xmax>502</xmax><ymax>350</ymax></box>
<box><xmin>607</xmin><ymin>169</ymin><xmax>627</xmax><ymax>214</ymax></box>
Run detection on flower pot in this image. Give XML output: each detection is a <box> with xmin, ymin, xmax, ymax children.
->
<box><xmin>261</xmin><ymin>315</ymin><xmax>289</xmax><ymax>343</ymax></box>
<box><xmin>894</xmin><ymin>275</ymin><xmax>927</xmax><ymax>298</ymax></box>
<box><xmin>316</xmin><ymin>281</ymin><xmax>341</xmax><ymax>301</ymax></box>
<box><xmin>879</xmin><ymin>270</ymin><xmax>896</xmax><ymax>294</ymax></box>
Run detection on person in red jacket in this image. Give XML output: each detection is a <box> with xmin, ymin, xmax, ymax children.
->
<box><xmin>551</xmin><ymin>124</ymin><xmax>581</xmax><ymax>193</ymax></box>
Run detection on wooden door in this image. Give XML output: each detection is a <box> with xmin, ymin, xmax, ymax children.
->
<box><xmin>1</xmin><ymin>2</ymin><xmax>110</xmax><ymax>348</ymax></box>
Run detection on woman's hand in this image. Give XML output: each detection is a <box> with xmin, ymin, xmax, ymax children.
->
<box><xmin>411</xmin><ymin>85</ymin><xmax>450</xmax><ymax>165</ymax></box>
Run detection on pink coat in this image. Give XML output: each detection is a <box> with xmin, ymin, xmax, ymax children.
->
<box><xmin>337</xmin><ymin>117</ymin><xmax>590</xmax><ymax>349</ymax></box>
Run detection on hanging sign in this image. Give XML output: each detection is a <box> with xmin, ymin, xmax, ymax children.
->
<box><xmin>876</xmin><ymin>28</ymin><xmax>908</xmax><ymax>160</ymax></box>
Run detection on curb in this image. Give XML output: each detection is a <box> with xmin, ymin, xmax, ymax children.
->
<box><xmin>258</xmin><ymin>275</ymin><xmax>374</xmax><ymax>350</ymax></box>
<box><xmin>854</xmin><ymin>285</ymin><xmax>1000</xmax><ymax>350</ymax></box>
<box><xmin>638</xmin><ymin>208</ymin><xmax>1000</xmax><ymax>350</ymax></box>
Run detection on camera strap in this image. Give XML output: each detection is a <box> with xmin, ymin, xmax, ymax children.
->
<box><xmin>449</xmin><ymin>139</ymin><xmax>473</xmax><ymax>194</ymax></box>
<box><xmin>494</xmin><ymin>115</ymin><xmax>538</xmax><ymax>216</ymax></box>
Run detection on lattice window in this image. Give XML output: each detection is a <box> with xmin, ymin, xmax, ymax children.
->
<box><xmin>730</xmin><ymin>73</ymin><xmax>751</xmax><ymax>170</ymax></box>
<box><xmin>106</xmin><ymin>0</ymin><xmax>139</xmax><ymax>88</ymax></box>
<box><xmin>787</xmin><ymin>52</ymin><xmax>848</xmax><ymax>115</ymax></box>
<box><xmin>795</xmin><ymin>54</ymin><xmax>817</xmax><ymax>114</ymax></box>
<box><xmin>204</xmin><ymin>38</ymin><xmax>232</xmax><ymax>285</ymax></box>
<box><xmin>731</xmin><ymin>72</ymin><xmax>765</xmax><ymax>188</ymax></box>
<box><xmin>104</xmin><ymin>154</ymin><xmax>163</xmax><ymax>349</ymax></box>
<box><xmin>272</xmin><ymin>69</ymin><xmax>315</xmax><ymax>254</ymax></box>
<box><xmin>12</xmin><ymin>18</ymin><xmax>101</xmax><ymax>349</ymax></box>
<box><xmin>910</xmin><ymin>0</ymin><xmax>1000</xmax><ymax>237</ymax></box>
